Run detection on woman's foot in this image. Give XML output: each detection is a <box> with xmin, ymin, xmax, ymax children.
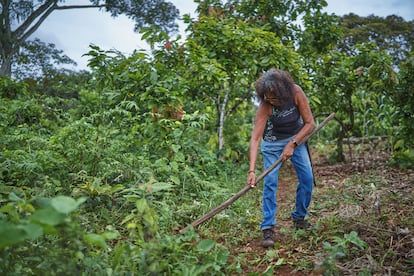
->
<box><xmin>293</xmin><ymin>218</ymin><xmax>312</xmax><ymax>229</ymax></box>
<box><xmin>261</xmin><ymin>228</ymin><xmax>275</xmax><ymax>248</ymax></box>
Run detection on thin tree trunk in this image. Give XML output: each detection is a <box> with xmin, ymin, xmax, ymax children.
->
<box><xmin>337</xmin><ymin>129</ymin><xmax>345</xmax><ymax>162</ymax></box>
<box><xmin>218</xmin><ymin>90</ymin><xmax>229</xmax><ymax>151</ymax></box>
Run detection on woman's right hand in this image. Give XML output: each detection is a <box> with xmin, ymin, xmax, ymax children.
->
<box><xmin>246</xmin><ymin>171</ymin><xmax>256</xmax><ymax>188</ymax></box>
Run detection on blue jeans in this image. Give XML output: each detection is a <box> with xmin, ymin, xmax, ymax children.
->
<box><xmin>260</xmin><ymin>139</ymin><xmax>314</xmax><ymax>230</ymax></box>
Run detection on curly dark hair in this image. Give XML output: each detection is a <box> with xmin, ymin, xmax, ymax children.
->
<box><xmin>255</xmin><ymin>68</ymin><xmax>295</xmax><ymax>106</ymax></box>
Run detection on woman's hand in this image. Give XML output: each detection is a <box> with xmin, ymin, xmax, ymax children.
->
<box><xmin>282</xmin><ymin>141</ymin><xmax>295</xmax><ymax>161</ymax></box>
<box><xmin>246</xmin><ymin>171</ymin><xmax>256</xmax><ymax>188</ymax></box>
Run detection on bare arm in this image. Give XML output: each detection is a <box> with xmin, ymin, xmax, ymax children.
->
<box><xmin>293</xmin><ymin>85</ymin><xmax>315</xmax><ymax>143</ymax></box>
<box><xmin>246</xmin><ymin>102</ymin><xmax>271</xmax><ymax>187</ymax></box>
<box><xmin>281</xmin><ymin>85</ymin><xmax>315</xmax><ymax>161</ymax></box>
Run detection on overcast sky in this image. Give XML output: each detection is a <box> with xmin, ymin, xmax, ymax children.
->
<box><xmin>32</xmin><ymin>0</ymin><xmax>414</xmax><ymax>70</ymax></box>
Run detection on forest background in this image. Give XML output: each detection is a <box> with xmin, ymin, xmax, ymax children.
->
<box><xmin>0</xmin><ymin>0</ymin><xmax>413</xmax><ymax>275</ymax></box>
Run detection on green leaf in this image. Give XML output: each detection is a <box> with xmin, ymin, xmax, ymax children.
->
<box><xmin>263</xmin><ymin>265</ymin><xmax>275</xmax><ymax>276</ymax></box>
<box><xmin>345</xmin><ymin>231</ymin><xmax>367</xmax><ymax>249</ymax></box>
<box><xmin>50</xmin><ymin>196</ymin><xmax>86</xmax><ymax>214</ymax></box>
<box><xmin>197</xmin><ymin>239</ymin><xmax>215</xmax><ymax>252</ymax></box>
<box><xmin>120</xmin><ymin>213</ymin><xmax>136</xmax><ymax>225</ymax></box>
<box><xmin>84</xmin><ymin>233</ymin><xmax>107</xmax><ymax>249</ymax></box>
<box><xmin>0</xmin><ymin>203</ymin><xmax>15</xmax><ymax>214</ymax></box>
<box><xmin>170</xmin><ymin>175</ymin><xmax>180</xmax><ymax>185</ymax></box>
<box><xmin>216</xmin><ymin>249</ymin><xmax>230</xmax><ymax>265</ymax></box>
<box><xmin>32</xmin><ymin>197</ymin><xmax>52</xmax><ymax>208</ymax></box>
<box><xmin>29</xmin><ymin>208</ymin><xmax>66</xmax><ymax>226</ymax></box>
<box><xmin>143</xmin><ymin>212</ymin><xmax>155</xmax><ymax>226</ymax></box>
<box><xmin>136</xmin><ymin>198</ymin><xmax>149</xmax><ymax>213</ymax></box>
<box><xmin>149</xmin><ymin>182</ymin><xmax>173</xmax><ymax>193</ymax></box>
<box><xmin>171</xmin><ymin>144</ymin><xmax>181</xmax><ymax>153</ymax></box>
<box><xmin>19</xmin><ymin>223</ymin><xmax>43</xmax><ymax>240</ymax></box>
<box><xmin>8</xmin><ymin>192</ymin><xmax>23</xmax><ymax>202</ymax></box>
<box><xmin>101</xmin><ymin>231</ymin><xmax>119</xmax><ymax>240</ymax></box>
<box><xmin>0</xmin><ymin>221</ymin><xmax>27</xmax><ymax>248</ymax></box>
<box><xmin>275</xmin><ymin>257</ymin><xmax>285</xmax><ymax>266</ymax></box>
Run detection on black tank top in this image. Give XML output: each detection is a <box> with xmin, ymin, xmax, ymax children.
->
<box><xmin>263</xmin><ymin>104</ymin><xmax>303</xmax><ymax>142</ymax></box>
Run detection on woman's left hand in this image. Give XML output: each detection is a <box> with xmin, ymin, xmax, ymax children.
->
<box><xmin>282</xmin><ymin>142</ymin><xmax>295</xmax><ymax>161</ymax></box>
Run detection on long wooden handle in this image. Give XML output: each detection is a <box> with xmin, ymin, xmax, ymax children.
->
<box><xmin>179</xmin><ymin>112</ymin><xmax>336</xmax><ymax>233</ymax></box>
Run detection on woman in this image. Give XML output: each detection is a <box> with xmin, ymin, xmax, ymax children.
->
<box><xmin>246</xmin><ymin>69</ymin><xmax>315</xmax><ymax>248</ymax></box>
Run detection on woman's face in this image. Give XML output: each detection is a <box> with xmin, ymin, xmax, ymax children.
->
<box><xmin>264</xmin><ymin>94</ymin><xmax>280</xmax><ymax>106</ymax></box>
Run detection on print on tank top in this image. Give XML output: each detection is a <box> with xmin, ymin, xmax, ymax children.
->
<box><xmin>263</xmin><ymin>104</ymin><xmax>303</xmax><ymax>142</ymax></box>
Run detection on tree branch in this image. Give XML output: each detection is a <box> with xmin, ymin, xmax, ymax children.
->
<box><xmin>14</xmin><ymin>2</ymin><xmax>107</xmax><ymax>45</ymax></box>
<box><xmin>224</xmin><ymin>90</ymin><xmax>252</xmax><ymax>119</ymax></box>
<box><xmin>17</xmin><ymin>3</ymin><xmax>57</xmax><ymax>44</ymax></box>
<box><xmin>54</xmin><ymin>4</ymin><xmax>106</xmax><ymax>10</ymax></box>
<box><xmin>14</xmin><ymin>0</ymin><xmax>56</xmax><ymax>39</ymax></box>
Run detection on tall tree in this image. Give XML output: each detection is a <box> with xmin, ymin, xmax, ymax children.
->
<box><xmin>182</xmin><ymin>16</ymin><xmax>304</xmax><ymax>152</ymax></box>
<box><xmin>195</xmin><ymin>0</ymin><xmax>329</xmax><ymax>43</ymax></box>
<box><xmin>312</xmin><ymin>43</ymin><xmax>398</xmax><ymax>161</ymax></box>
<box><xmin>299</xmin><ymin>10</ymin><xmax>342</xmax><ymax>56</ymax></box>
<box><xmin>0</xmin><ymin>0</ymin><xmax>179</xmax><ymax>76</ymax></box>
<box><xmin>392</xmin><ymin>52</ymin><xmax>414</xmax><ymax>158</ymax></box>
<box><xmin>338</xmin><ymin>13</ymin><xmax>414</xmax><ymax>65</ymax></box>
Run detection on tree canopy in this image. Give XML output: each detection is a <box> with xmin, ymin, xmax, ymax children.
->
<box><xmin>0</xmin><ymin>0</ymin><xmax>180</xmax><ymax>76</ymax></box>
<box><xmin>338</xmin><ymin>13</ymin><xmax>414</xmax><ymax>65</ymax></box>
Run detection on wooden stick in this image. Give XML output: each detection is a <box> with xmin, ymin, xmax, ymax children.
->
<box><xmin>179</xmin><ymin>112</ymin><xmax>336</xmax><ymax>233</ymax></box>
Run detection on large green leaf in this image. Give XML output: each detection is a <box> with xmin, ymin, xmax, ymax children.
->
<box><xmin>50</xmin><ymin>196</ymin><xmax>86</xmax><ymax>214</ymax></box>
<box><xmin>148</xmin><ymin>182</ymin><xmax>173</xmax><ymax>193</ymax></box>
<box><xmin>197</xmin><ymin>239</ymin><xmax>215</xmax><ymax>252</ymax></box>
<box><xmin>0</xmin><ymin>221</ymin><xmax>43</xmax><ymax>248</ymax></box>
<box><xmin>29</xmin><ymin>208</ymin><xmax>66</xmax><ymax>226</ymax></box>
<box><xmin>84</xmin><ymin>233</ymin><xmax>107</xmax><ymax>249</ymax></box>
<box><xmin>0</xmin><ymin>221</ymin><xmax>27</xmax><ymax>248</ymax></box>
<box><xmin>8</xmin><ymin>192</ymin><xmax>23</xmax><ymax>202</ymax></box>
<box><xmin>18</xmin><ymin>223</ymin><xmax>43</xmax><ymax>240</ymax></box>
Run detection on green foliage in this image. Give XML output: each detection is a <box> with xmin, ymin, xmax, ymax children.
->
<box><xmin>25</xmin><ymin>69</ymin><xmax>92</xmax><ymax>99</ymax></box>
<box><xmin>0</xmin><ymin>193</ymin><xmax>88</xmax><ymax>274</ymax></box>
<box><xmin>0</xmin><ymin>75</ymin><xmax>28</xmax><ymax>99</ymax></box>
<box><xmin>338</xmin><ymin>14</ymin><xmax>414</xmax><ymax>66</ymax></box>
<box><xmin>388</xmin><ymin>149</ymin><xmax>414</xmax><ymax>169</ymax></box>
<box><xmin>1</xmin><ymin>2</ymin><xmax>413</xmax><ymax>274</ymax></box>
<box><xmin>389</xmin><ymin>52</ymin><xmax>414</xmax><ymax>167</ymax></box>
<box><xmin>182</xmin><ymin>15</ymin><xmax>304</xmax><ymax>152</ymax></box>
<box><xmin>196</xmin><ymin>0</ymin><xmax>329</xmax><ymax>42</ymax></box>
<box><xmin>317</xmin><ymin>231</ymin><xmax>367</xmax><ymax>275</ymax></box>
<box><xmin>13</xmin><ymin>39</ymin><xmax>77</xmax><ymax>80</ymax></box>
<box><xmin>311</xmin><ymin>43</ymin><xmax>398</xmax><ymax>161</ymax></box>
<box><xmin>134</xmin><ymin>233</ymin><xmax>230</xmax><ymax>275</ymax></box>
<box><xmin>0</xmin><ymin>194</ymin><xmax>86</xmax><ymax>248</ymax></box>
<box><xmin>300</xmin><ymin>10</ymin><xmax>342</xmax><ymax>55</ymax></box>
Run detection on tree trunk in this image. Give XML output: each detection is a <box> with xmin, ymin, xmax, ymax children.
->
<box><xmin>0</xmin><ymin>0</ymin><xmax>11</xmax><ymax>77</ymax></box>
<box><xmin>0</xmin><ymin>56</ymin><xmax>12</xmax><ymax>77</ymax></box>
<box><xmin>336</xmin><ymin>128</ymin><xmax>345</xmax><ymax>162</ymax></box>
<box><xmin>217</xmin><ymin>90</ymin><xmax>230</xmax><ymax>152</ymax></box>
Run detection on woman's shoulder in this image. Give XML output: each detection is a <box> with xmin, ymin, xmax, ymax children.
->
<box><xmin>258</xmin><ymin>102</ymin><xmax>273</xmax><ymax>116</ymax></box>
<box><xmin>293</xmin><ymin>84</ymin><xmax>304</xmax><ymax>94</ymax></box>
<box><xmin>293</xmin><ymin>84</ymin><xmax>307</xmax><ymax>102</ymax></box>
